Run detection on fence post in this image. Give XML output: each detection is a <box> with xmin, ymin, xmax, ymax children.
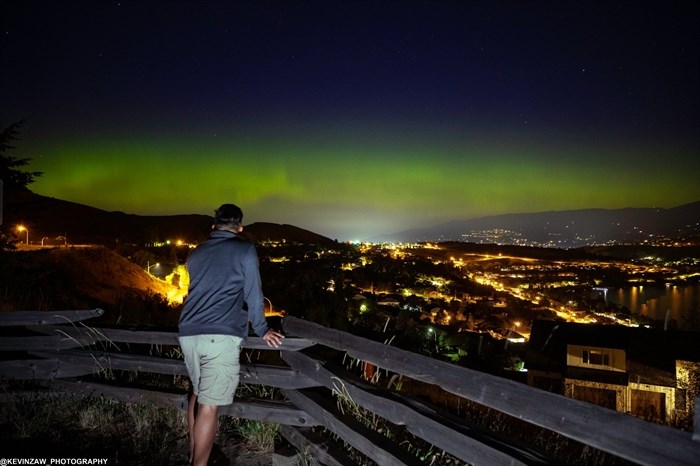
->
<box><xmin>694</xmin><ymin>397</ymin><xmax>700</xmax><ymax>442</ymax></box>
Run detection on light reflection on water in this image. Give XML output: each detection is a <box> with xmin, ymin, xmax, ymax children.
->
<box><xmin>604</xmin><ymin>283</ymin><xmax>700</xmax><ymax>323</ymax></box>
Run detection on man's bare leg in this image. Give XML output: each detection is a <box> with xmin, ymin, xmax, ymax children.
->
<box><xmin>192</xmin><ymin>403</ymin><xmax>219</xmax><ymax>466</ymax></box>
<box><xmin>187</xmin><ymin>392</ymin><xmax>198</xmax><ymax>464</ymax></box>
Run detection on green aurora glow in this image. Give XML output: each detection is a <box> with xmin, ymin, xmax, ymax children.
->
<box><xmin>29</xmin><ymin>133</ymin><xmax>700</xmax><ymax>240</ymax></box>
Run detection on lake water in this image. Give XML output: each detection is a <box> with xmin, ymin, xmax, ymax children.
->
<box><xmin>602</xmin><ymin>283</ymin><xmax>700</xmax><ymax>324</ymax></box>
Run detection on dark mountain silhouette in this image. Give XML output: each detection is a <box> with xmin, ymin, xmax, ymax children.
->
<box><xmin>4</xmin><ymin>190</ymin><xmax>698</xmax><ymax>247</ymax></box>
<box><xmin>379</xmin><ymin>201</ymin><xmax>700</xmax><ymax>246</ymax></box>
<box><xmin>2</xmin><ymin>189</ymin><xmax>213</xmax><ymax>244</ymax></box>
<box><xmin>239</xmin><ymin>221</ymin><xmax>337</xmax><ymax>246</ymax></box>
<box><xmin>1</xmin><ymin>190</ymin><xmax>336</xmax><ymax>246</ymax></box>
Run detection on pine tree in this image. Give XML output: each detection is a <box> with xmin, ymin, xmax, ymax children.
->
<box><xmin>0</xmin><ymin>120</ymin><xmax>43</xmax><ymax>192</ymax></box>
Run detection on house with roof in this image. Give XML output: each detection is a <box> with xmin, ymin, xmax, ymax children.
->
<box><xmin>525</xmin><ymin>319</ymin><xmax>700</xmax><ymax>423</ymax></box>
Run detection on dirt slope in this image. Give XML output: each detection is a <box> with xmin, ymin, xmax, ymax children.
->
<box><xmin>0</xmin><ymin>246</ymin><xmax>181</xmax><ymax>326</ymax></box>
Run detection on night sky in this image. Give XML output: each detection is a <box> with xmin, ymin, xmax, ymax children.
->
<box><xmin>2</xmin><ymin>1</ymin><xmax>699</xmax><ymax>241</ymax></box>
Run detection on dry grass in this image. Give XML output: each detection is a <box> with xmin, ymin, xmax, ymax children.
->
<box><xmin>0</xmin><ymin>386</ymin><xmax>284</xmax><ymax>465</ymax></box>
<box><xmin>0</xmin><ymin>390</ymin><xmax>190</xmax><ymax>465</ymax></box>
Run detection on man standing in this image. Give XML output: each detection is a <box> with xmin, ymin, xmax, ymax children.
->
<box><xmin>178</xmin><ymin>203</ymin><xmax>284</xmax><ymax>466</ymax></box>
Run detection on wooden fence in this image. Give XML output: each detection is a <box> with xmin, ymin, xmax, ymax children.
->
<box><xmin>1</xmin><ymin>309</ymin><xmax>699</xmax><ymax>466</ymax></box>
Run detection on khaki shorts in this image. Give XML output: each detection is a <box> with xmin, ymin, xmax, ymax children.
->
<box><xmin>178</xmin><ymin>334</ymin><xmax>243</xmax><ymax>406</ymax></box>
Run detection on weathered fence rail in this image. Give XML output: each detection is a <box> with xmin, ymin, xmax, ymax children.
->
<box><xmin>1</xmin><ymin>309</ymin><xmax>699</xmax><ymax>466</ymax></box>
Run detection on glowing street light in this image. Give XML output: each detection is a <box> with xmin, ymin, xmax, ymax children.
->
<box><xmin>427</xmin><ymin>327</ymin><xmax>438</xmax><ymax>353</ymax></box>
<box><xmin>17</xmin><ymin>225</ymin><xmax>29</xmax><ymax>244</ymax></box>
<box><xmin>263</xmin><ymin>296</ymin><xmax>285</xmax><ymax>317</ymax></box>
<box><xmin>147</xmin><ymin>261</ymin><xmax>159</xmax><ymax>274</ymax></box>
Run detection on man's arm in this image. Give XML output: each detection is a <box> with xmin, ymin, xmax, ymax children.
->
<box><xmin>242</xmin><ymin>244</ymin><xmax>285</xmax><ymax>347</ymax></box>
<box><xmin>242</xmin><ymin>244</ymin><xmax>269</xmax><ymax>338</ymax></box>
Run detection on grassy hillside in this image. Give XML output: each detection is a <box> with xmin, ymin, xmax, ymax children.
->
<box><xmin>0</xmin><ymin>246</ymin><xmax>181</xmax><ymax>326</ymax></box>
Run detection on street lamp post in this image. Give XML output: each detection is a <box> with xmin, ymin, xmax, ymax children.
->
<box><xmin>263</xmin><ymin>297</ymin><xmax>286</xmax><ymax>317</ymax></box>
<box><xmin>147</xmin><ymin>262</ymin><xmax>159</xmax><ymax>274</ymax></box>
<box><xmin>427</xmin><ymin>327</ymin><xmax>438</xmax><ymax>353</ymax></box>
<box><xmin>17</xmin><ymin>225</ymin><xmax>29</xmax><ymax>244</ymax></box>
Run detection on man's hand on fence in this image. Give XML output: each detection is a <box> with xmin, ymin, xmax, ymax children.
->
<box><xmin>262</xmin><ymin>330</ymin><xmax>284</xmax><ymax>348</ymax></box>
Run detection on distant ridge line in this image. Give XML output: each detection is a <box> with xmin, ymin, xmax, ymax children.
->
<box><xmin>375</xmin><ymin>201</ymin><xmax>700</xmax><ymax>245</ymax></box>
